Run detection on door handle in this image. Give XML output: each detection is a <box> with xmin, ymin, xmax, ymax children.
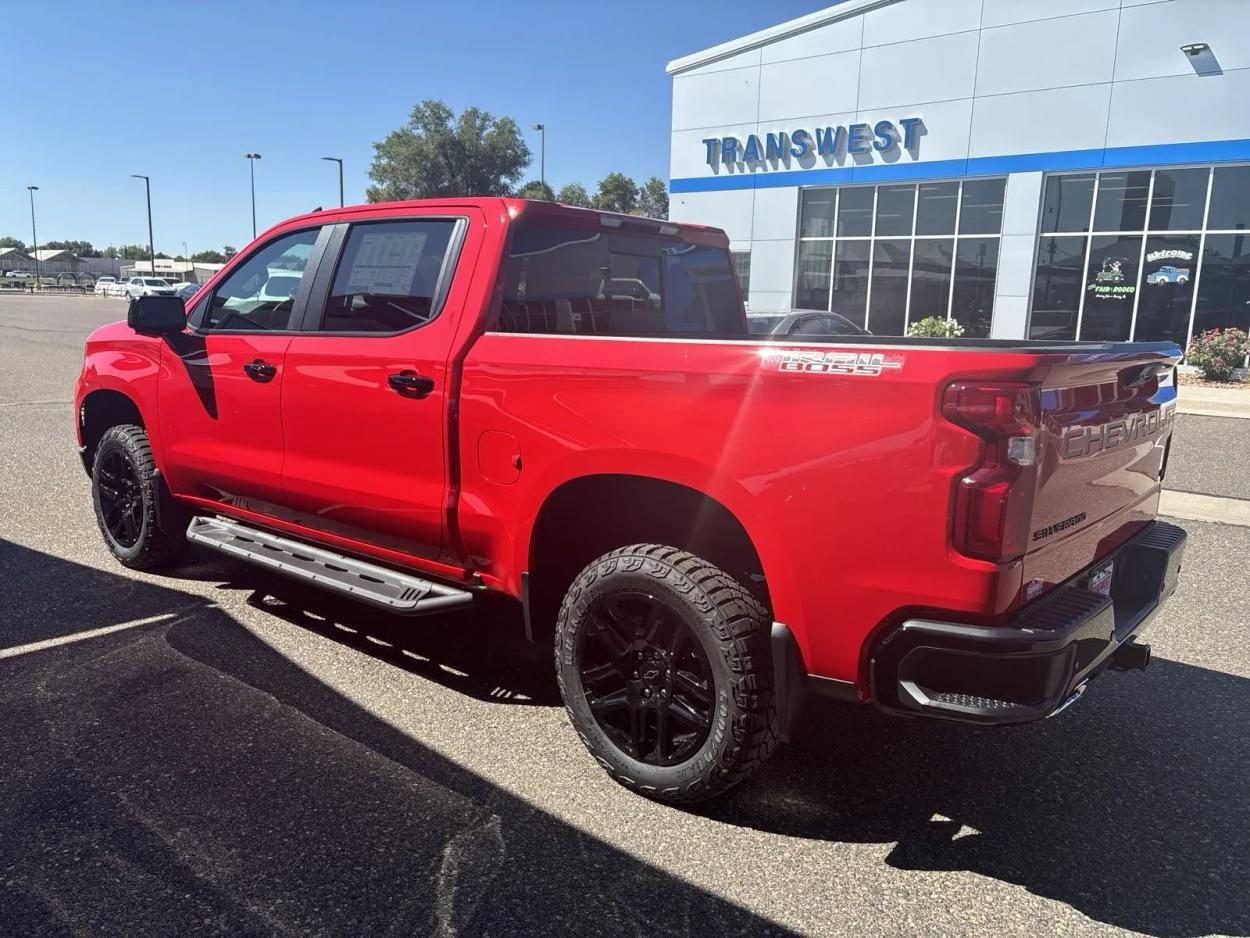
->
<box><xmin>387</xmin><ymin>371</ymin><xmax>436</xmax><ymax>398</ymax></box>
<box><xmin>243</xmin><ymin>359</ymin><xmax>277</xmax><ymax>382</ymax></box>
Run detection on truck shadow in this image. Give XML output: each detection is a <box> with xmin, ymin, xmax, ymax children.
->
<box><xmin>16</xmin><ymin>540</ymin><xmax>1243</xmax><ymax>937</ymax></box>
<box><xmin>0</xmin><ymin>540</ymin><xmax>784</xmax><ymax>936</ymax></box>
<box><xmin>705</xmin><ymin>667</ymin><xmax>1249</xmax><ymax>938</ymax></box>
<box><xmin>199</xmin><ymin>554</ymin><xmax>1249</xmax><ymax>936</ymax></box>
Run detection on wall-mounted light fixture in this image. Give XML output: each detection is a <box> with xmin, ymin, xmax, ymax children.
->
<box><xmin>1180</xmin><ymin>42</ymin><xmax>1210</xmax><ymax>57</ymax></box>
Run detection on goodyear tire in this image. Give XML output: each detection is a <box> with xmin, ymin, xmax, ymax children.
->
<box><xmin>555</xmin><ymin>544</ymin><xmax>779</xmax><ymax>803</ymax></box>
<box><xmin>91</xmin><ymin>424</ymin><xmax>188</xmax><ymax>570</ymax></box>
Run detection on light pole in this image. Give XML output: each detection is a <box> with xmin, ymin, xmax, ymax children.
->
<box><xmin>244</xmin><ymin>153</ymin><xmax>262</xmax><ymax>240</ymax></box>
<box><xmin>26</xmin><ymin>185</ymin><xmax>39</xmax><ymax>286</ymax></box>
<box><xmin>182</xmin><ymin>240</ymin><xmax>190</xmax><ymax>282</ymax></box>
<box><xmin>130</xmin><ymin>174</ymin><xmax>156</xmax><ymax>276</ymax></box>
<box><xmin>532</xmin><ymin>123</ymin><xmax>545</xmax><ymax>190</ymax></box>
<box><xmin>321</xmin><ymin>156</ymin><xmax>344</xmax><ymax>207</ymax></box>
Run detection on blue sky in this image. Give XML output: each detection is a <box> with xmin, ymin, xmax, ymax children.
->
<box><xmin>1</xmin><ymin>0</ymin><xmax>822</xmax><ymax>255</ymax></box>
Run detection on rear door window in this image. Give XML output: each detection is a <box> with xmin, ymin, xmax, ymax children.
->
<box><xmin>494</xmin><ymin>221</ymin><xmax>743</xmax><ymax>336</ymax></box>
<box><xmin>315</xmin><ymin>219</ymin><xmax>458</xmax><ymax>334</ymax></box>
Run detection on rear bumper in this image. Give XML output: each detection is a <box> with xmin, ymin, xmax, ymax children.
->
<box><xmin>868</xmin><ymin>520</ymin><xmax>1187</xmax><ymax>724</ymax></box>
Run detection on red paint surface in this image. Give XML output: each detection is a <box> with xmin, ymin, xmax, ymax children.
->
<box><xmin>76</xmin><ymin>198</ymin><xmax>1181</xmax><ymax>693</ymax></box>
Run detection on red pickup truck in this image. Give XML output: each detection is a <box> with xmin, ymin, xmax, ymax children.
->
<box><xmin>76</xmin><ymin>198</ymin><xmax>1186</xmax><ymax>803</ymax></box>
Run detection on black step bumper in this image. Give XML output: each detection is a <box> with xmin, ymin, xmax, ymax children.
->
<box><xmin>869</xmin><ymin>520</ymin><xmax>1187</xmax><ymax>724</ymax></box>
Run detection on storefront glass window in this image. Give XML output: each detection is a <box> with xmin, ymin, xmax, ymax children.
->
<box><xmin>951</xmin><ymin>238</ymin><xmax>998</xmax><ymax>338</ymax></box>
<box><xmin>868</xmin><ymin>240</ymin><xmax>911</xmax><ymax>335</ymax></box>
<box><xmin>909</xmin><ymin>239</ymin><xmax>954</xmax><ymax>322</ymax></box>
<box><xmin>831</xmin><ymin>241</ymin><xmax>870</xmax><ymax>325</ymax></box>
<box><xmin>1135</xmin><ymin>235</ymin><xmax>1200</xmax><ymax>345</ymax></box>
<box><xmin>1029</xmin><ymin>164</ymin><xmax>1250</xmax><ymax>345</ymax></box>
<box><xmin>837</xmin><ymin>187</ymin><xmax>873</xmax><ymax>237</ymax></box>
<box><xmin>874</xmin><ymin>185</ymin><xmax>914</xmax><ymax>237</ymax></box>
<box><xmin>1194</xmin><ymin>234</ymin><xmax>1250</xmax><ymax>334</ymax></box>
<box><xmin>1080</xmin><ymin>234</ymin><xmax>1142</xmax><ymax>340</ymax></box>
<box><xmin>1092</xmin><ymin>171</ymin><xmax>1151</xmax><ymax>232</ymax></box>
<box><xmin>795</xmin><ymin>241</ymin><xmax>832</xmax><ymax>310</ymax></box>
<box><xmin>1206</xmin><ymin>166</ymin><xmax>1250</xmax><ymax>232</ymax></box>
<box><xmin>794</xmin><ymin>178</ymin><xmax>1004</xmax><ymax>334</ymax></box>
<box><xmin>1148</xmin><ymin>169</ymin><xmax>1208</xmax><ymax>231</ymax></box>
<box><xmin>1041</xmin><ymin>173</ymin><xmax>1095</xmax><ymax>234</ymax></box>
<box><xmin>915</xmin><ymin>182</ymin><xmax>958</xmax><ymax>236</ymax></box>
<box><xmin>799</xmin><ymin>189</ymin><xmax>835</xmax><ymax>239</ymax></box>
<box><xmin>1030</xmin><ymin>236</ymin><xmax>1086</xmax><ymax>339</ymax></box>
<box><xmin>959</xmin><ymin>178</ymin><xmax>1006</xmax><ymax>235</ymax></box>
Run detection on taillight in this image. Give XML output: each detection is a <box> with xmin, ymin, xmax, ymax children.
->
<box><xmin>942</xmin><ymin>382</ymin><xmax>1041</xmax><ymax>563</ymax></box>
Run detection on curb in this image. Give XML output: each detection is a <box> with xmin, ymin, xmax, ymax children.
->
<box><xmin>1159</xmin><ymin>490</ymin><xmax>1250</xmax><ymax>528</ymax></box>
<box><xmin>1176</xmin><ymin>406</ymin><xmax>1250</xmax><ymax>420</ymax></box>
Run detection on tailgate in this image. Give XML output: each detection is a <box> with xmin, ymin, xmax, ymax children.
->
<box><xmin>1021</xmin><ymin>349</ymin><xmax>1180</xmax><ymax>594</ymax></box>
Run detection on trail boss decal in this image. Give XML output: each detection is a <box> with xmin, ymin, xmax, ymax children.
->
<box><xmin>773</xmin><ymin>350</ymin><xmax>904</xmax><ymax>377</ymax></box>
<box><xmin>1061</xmin><ymin>403</ymin><xmax>1175</xmax><ymax>459</ymax></box>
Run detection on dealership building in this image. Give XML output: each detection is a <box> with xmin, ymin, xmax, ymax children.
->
<box><xmin>667</xmin><ymin>0</ymin><xmax>1250</xmax><ymax>345</ymax></box>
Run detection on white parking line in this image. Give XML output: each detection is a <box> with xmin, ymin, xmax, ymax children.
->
<box><xmin>0</xmin><ymin>612</ymin><xmax>176</xmax><ymax>660</ymax></box>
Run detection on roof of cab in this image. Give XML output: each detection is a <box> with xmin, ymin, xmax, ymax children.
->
<box><xmin>270</xmin><ymin>198</ymin><xmax>728</xmax><ymax>247</ymax></box>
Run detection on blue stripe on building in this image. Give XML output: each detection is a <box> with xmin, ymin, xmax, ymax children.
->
<box><xmin>671</xmin><ymin>137</ymin><xmax>1250</xmax><ymax>194</ymax></box>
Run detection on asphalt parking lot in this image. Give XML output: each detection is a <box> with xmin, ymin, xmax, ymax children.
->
<box><xmin>1</xmin><ymin>294</ymin><xmax>1247</xmax><ymax>937</ymax></box>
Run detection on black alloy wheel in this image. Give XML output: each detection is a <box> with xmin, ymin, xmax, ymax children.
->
<box><xmin>578</xmin><ymin>591</ymin><xmax>715</xmax><ymax>766</ymax></box>
<box><xmin>91</xmin><ymin>423</ymin><xmax>188</xmax><ymax>570</ymax></box>
<box><xmin>96</xmin><ymin>447</ymin><xmax>145</xmax><ymax>548</ymax></box>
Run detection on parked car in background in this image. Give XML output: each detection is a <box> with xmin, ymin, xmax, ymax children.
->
<box><xmin>749</xmin><ymin>310</ymin><xmax>870</xmax><ymax>337</ymax></box>
<box><xmin>171</xmin><ymin>281</ymin><xmax>201</xmax><ymax>300</ymax></box>
<box><xmin>94</xmin><ymin>277</ymin><xmax>117</xmax><ymax>295</ymax></box>
<box><xmin>124</xmin><ymin>277</ymin><xmax>176</xmax><ymax>300</ymax></box>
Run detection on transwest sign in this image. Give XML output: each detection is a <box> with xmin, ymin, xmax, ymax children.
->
<box><xmin>701</xmin><ymin>117</ymin><xmax>924</xmax><ymax>166</ymax></box>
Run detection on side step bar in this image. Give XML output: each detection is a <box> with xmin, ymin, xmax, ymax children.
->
<box><xmin>186</xmin><ymin>516</ymin><xmax>474</xmax><ymax>615</ymax></box>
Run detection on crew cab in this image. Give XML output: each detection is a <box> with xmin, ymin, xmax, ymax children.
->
<box><xmin>75</xmin><ymin>198</ymin><xmax>1186</xmax><ymax>803</ymax></box>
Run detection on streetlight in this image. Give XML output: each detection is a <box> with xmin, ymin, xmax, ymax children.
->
<box><xmin>130</xmin><ymin>174</ymin><xmax>156</xmax><ymax>276</ymax></box>
<box><xmin>321</xmin><ymin>156</ymin><xmax>344</xmax><ymax>207</ymax></box>
<box><xmin>25</xmin><ymin>186</ymin><xmax>39</xmax><ymax>286</ymax></box>
<box><xmin>244</xmin><ymin>153</ymin><xmax>262</xmax><ymax>240</ymax></box>
<box><xmin>532</xmin><ymin>123</ymin><xmax>545</xmax><ymax>190</ymax></box>
<box><xmin>182</xmin><ymin>240</ymin><xmax>190</xmax><ymax>282</ymax></box>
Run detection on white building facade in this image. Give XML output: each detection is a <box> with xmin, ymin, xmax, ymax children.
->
<box><xmin>667</xmin><ymin>0</ymin><xmax>1250</xmax><ymax>345</ymax></box>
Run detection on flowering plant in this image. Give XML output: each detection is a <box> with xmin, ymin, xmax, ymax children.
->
<box><xmin>1185</xmin><ymin>327</ymin><xmax>1249</xmax><ymax>381</ymax></box>
<box><xmin>907</xmin><ymin>315</ymin><xmax>965</xmax><ymax>338</ymax></box>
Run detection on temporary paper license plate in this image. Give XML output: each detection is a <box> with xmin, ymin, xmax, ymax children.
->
<box><xmin>1086</xmin><ymin>560</ymin><xmax>1114</xmax><ymax>597</ymax></box>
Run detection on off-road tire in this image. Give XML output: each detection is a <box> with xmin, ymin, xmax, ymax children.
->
<box><xmin>555</xmin><ymin>544</ymin><xmax>779</xmax><ymax>804</ymax></box>
<box><xmin>91</xmin><ymin>424</ymin><xmax>188</xmax><ymax>570</ymax></box>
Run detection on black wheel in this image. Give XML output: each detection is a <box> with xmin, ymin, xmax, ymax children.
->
<box><xmin>555</xmin><ymin>544</ymin><xmax>778</xmax><ymax>804</ymax></box>
<box><xmin>91</xmin><ymin>424</ymin><xmax>187</xmax><ymax>570</ymax></box>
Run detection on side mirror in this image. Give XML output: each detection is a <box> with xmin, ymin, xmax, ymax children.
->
<box><xmin>127</xmin><ymin>295</ymin><xmax>186</xmax><ymax>336</ymax></box>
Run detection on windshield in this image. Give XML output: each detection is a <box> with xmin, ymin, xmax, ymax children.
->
<box><xmin>143</xmin><ymin>279</ymin><xmax>169</xmax><ymax>286</ymax></box>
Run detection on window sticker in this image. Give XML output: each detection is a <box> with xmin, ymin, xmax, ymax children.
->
<box><xmin>343</xmin><ymin>231</ymin><xmax>429</xmax><ymax>294</ymax></box>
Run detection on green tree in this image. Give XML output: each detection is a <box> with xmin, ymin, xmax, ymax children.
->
<box><xmin>0</xmin><ymin>236</ymin><xmax>26</xmax><ymax>251</ymax></box>
<box><xmin>367</xmin><ymin>99</ymin><xmax>530</xmax><ymax>201</ymax></box>
<box><xmin>223</xmin><ymin>246</ymin><xmax>237</xmax><ymax>260</ymax></box>
<box><xmin>638</xmin><ymin>177</ymin><xmax>669</xmax><ymax>220</ymax></box>
<box><xmin>107</xmin><ymin>244</ymin><xmax>154</xmax><ymax>260</ymax></box>
<box><xmin>515</xmin><ymin>180</ymin><xmax>555</xmax><ymax>201</ymax></box>
<box><xmin>591</xmin><ymin>172</ymin><xmax>639</xmax><ymax>214</ymax></box>
<box><xmin>191</xmin><ymin>249</ymin><xmax>227</xmax><ymax>264</ymax></box>
<box><xmin>43</xmin><ymin>239</ymin><xmax>99</xmax><ymax>257</ymax></box>
<box><xmin>555</xmin><ymin>183</ymin><xmax>591</xmax><ymax>207</ymax></box>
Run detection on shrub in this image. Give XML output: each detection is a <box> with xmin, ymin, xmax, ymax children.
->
<box><xmin>907</xmin><ymin>315</ymin><xmax>965</xmax><ymax>338</ymax></box>
<box><xmin>1185</xmin><ymin>327</ymin><xmax>1249</xmax><ymax>381</ymax></box>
